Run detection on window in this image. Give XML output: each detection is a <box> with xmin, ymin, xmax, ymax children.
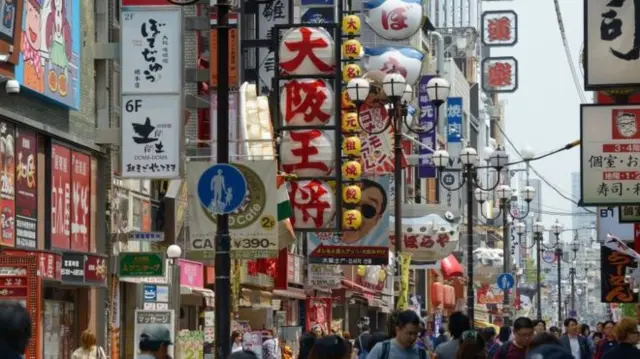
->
<box><xmin>132</xmin><ymin>197</ymin><xmax>142</xmax><ymax>230</ymax></box>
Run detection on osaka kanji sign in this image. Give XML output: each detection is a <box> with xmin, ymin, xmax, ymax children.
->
<box><xmin>481</xmin><ymin>56</ymin><xmax>518</xmax><ymax>93</ymax></box>
<box><xmin>481</xmin><ymin>10</ymin><xmax>518</xmax><ymax>47</ymax></box>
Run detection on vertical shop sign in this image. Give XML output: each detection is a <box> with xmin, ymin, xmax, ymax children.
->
<box><xmin>142</xmin><ymin>200</ymin><xmax>152</xmax><ymax>232</ymax></box>
<box><xmin>0</xmin><ymin>122</ymin><xmax>15</xmax><ymax>247</ymax></box>
<box><xmin>15</xmin><ymin>128</ymin><xmax>37</xmax><ymax>249</ymax></box>
<box><xmin>51</xmin><ymin>144</ymin><xmax>71</xmax><ymax>250</ymax></box>
<box><xmin>305</xmin><ymin>297</ymin><xmax>332</xmax><ymax>333</ymax></box>
<box><xmin>71</xmin><ymin>152</ymin><xmax>90</xmax><ymax>252</ymax></box>
<box><xmin>257</xmin><ymin>0</ymin><xmax>290</xmax><ymax>95</ymax></box>
<box><xmin>600</xmin><ymin>244</ymin><xmax>638</xmax><ymax>303</ymax></box>
<box><xmin>61</xmin><ymin>252</ymin><xmax>85</xmax><ymax>284</ymax></box>
<box><xmin>418</xmin><ymin>75</ymin><xmax>436</xmax><ymax>178</ymax></box>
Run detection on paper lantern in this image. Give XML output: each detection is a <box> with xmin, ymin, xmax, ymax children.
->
<box><xmin>280</xmin><ymin>79</ymin><xmax>335</xmax><ymax>126</ymax></box>
<box><xmin>443</xmin><ymin>285</ymin><xmax>455</xmax><ymax>309</ymax></box>
<box><xmin>441</xmin><ymin>254</ymin><xmax>463</xmax><ymax>278</ymax></box>
<box><xmin>431</xmin><ymin>282</ymin><xmax>444</xmax><ymax>307</ymax></box>
<box><xmin>357</xmin><ymin>265</ymin><xmax>366</xmax><ymax>276</ymax></box>
<box><xmin>341</xmin><ymin>112</ymin><xmax>359</xmax><ymax>133</ymax></box>
<box><xmin>342</xmin><ymin>14</ymin><xmax>361</xmax><ymax>35</ymax></box>
<box><xmin>342</xmin><ymin>136</ymin><xmax>362</xmax><ymax>157</ymax></box>
<box><xmin>341</xmin><ymin>185</ymin><xmax>362</xmax><ymax>204</ymax></box>
<box><xmin>281</xmin><ymin>130</ymin><xmax>335</xmax><ymax>177</ymax></box>
<box><xmin>342</xmin><ymin>39</ymin><xmax>362</xmax><ymax>60</ymax></box>
<box><xmin>342</xmin><ymin>63</ymin><xmax>362</xmax><ymax>83</ymax></box>
<box><xmin>342</xmin><ymin>209</ymin><xmax>362</xmax><ymax>230</ymax></box>
<box><xmin>341</xmin><ymin>161</ymin><xmax>362</xmax><ymax>180</ymax></box>
<box><xmin>341</xmin><ymin>91</ymin><xmax>356</xmax><ymax>110</ymax></box>
<box><xmin>288</xmin><ymin>180</ymin><xmax>336</xmax><ymax>229</ymax></box>
<box><xmin>364</xmin><ymin>0</ymin><xmax>424</xmax><ymax>40</ymax></box>
<box><xmin>279</xmin><ymin>27</ymin><xmax>336</xmax><ymax>75</ymax></box>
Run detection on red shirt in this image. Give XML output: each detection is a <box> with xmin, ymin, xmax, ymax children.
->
<box><xmin>493</xmin><ymin>342</ymin><xmax>527</xmax><ymax>359</ymax></box>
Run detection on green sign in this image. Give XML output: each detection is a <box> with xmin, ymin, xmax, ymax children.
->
<box><xmin>119</xmin><ymin>252</ymin><xmax>165</xmax><ymax>277</ymax></box>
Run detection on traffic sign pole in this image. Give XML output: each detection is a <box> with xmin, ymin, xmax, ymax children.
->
<box><xmin>502</xmin><ymin>199</ymin><xmax>511</xmax><ymax>326</ymax></box>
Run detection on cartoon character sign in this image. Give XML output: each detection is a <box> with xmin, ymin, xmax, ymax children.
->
<box><xmin>16</xmin><ymin>0</ymin><xmax>80</xmax><ymax>109</ymax></box>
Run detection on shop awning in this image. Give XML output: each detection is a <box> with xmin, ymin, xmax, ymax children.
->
<box><xmin>180</xmin><ymin>285</ymin><xmax>214</xmax><ymax>298</ymax></box>
<box><xmin>273</xmin><ymin>288</ymin><xmax>307</xmax><ymax>300</ymax></box>
<box><xmin>340</xmin><ymin>279</ymin><xmax>376</xmax><ymax>296</ymax></box>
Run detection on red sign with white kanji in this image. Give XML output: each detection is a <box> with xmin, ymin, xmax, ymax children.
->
<box><xmin>481</xmin><ymin>10</ymin><xmax>518</xmax><ymax>47</ymax></box>
<box><xmin>280</xmin><ymin>79</ymin><xmax>335</xmax><ymax>126</ymax></box>
<box><xmin>358</xmin><ymin>104</ymin><xmax>407</xmax><ymax>174</ymax></box>
<box><xmin>482</xmin><ymin>57</ymin><xmax>518</xmax><ymax>93</ymax></box>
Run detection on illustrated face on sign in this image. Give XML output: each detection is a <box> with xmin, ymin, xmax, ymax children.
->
<box><xmin>25</xmin><ymin>0</ymin><xmax>42</xmax><ymax>50</ymax></box>
<box><xmin>616</xmin><ymin>112</ymin><xmax>638</xmax><ymax>138</ymax></box>
<box><xmin>341</xmin><ymin>179</ymin><xmax>387</xmax><ymax>244</ymax></box>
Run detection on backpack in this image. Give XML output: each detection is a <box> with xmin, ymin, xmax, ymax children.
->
<box><xmin>495</xmin><ymin>341</ymin><xmax>511</xmax><ymax>359</ymax></box>
<box><xmin>358</xmin><ymin>336</ymin><xmax>368</xmax><ymax>359</ymax></box>
<box><xmin>380</xmin><ymin>340</ymin><xmax>428</xmax><ymax>359</ymax></box>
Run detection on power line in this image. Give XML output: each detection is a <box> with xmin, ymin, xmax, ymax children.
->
<box><xmin>552</xmin><ymin>0</ymin><xmax>588</xmax><ymax>104</ymax></box>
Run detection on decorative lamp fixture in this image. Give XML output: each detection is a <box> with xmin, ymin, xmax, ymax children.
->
<box><xmin>382</xmin><ymin>73</ymin><xmax>406</xmax><ymax>102</ymax></box>
<box><xmin>495</xmin><ymin>185</ymin><xmax>512</xmax><ymax>201</ymax></box>
<box><xmin>533</xmin><ymin>221</ymin><xmax>545</xmax><ymax>235</ymax></box>
<box><xmin>551</xmin><ymin>219</ymin><xmax>563</xmax><ymax>236</ymax></box>
<box><xmin>425</xmin><ymin>76</ymin><xmax>451</xmax><ymax>106</ymax></box>
<box><xmin>515</xmin><ymin>222</ymin><xmax>526</xmax><ymax>235</ymax></box>
<box><xmin>346</xmin><ymin>78</ymin><xmax>370</xmax><ymax>105</ymax></box>
<box><xmin>459</xmin><ymin>146</ymin><xmax>478</xmax><ymax>166</ymax></box>
<box><xmin>522</xmin><ymin>186</ymin><xmax>536</xmax><ymax>202</ymax></box>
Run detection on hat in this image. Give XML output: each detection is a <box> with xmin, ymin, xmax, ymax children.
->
<box><xmin>526</xmin><ymin>344</ymin><xmax>573</xmax><ymax>359</ymax></box>
<box><xmin>140</xmin><ymin>325</ymin><xmax>172</xmax><ymax>344</ymax></box>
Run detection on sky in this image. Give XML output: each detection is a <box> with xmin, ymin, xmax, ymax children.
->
<box><xmin>482</xmin><ymin>0</ymin><xmax>586</xmax><ymax>232</ymax></box>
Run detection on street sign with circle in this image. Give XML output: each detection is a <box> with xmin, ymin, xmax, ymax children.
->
<box><xmin>196</xmin><ymin>164</ymin><xmax>247</xmax><ymax>215</ymax></box>
<box><xmin>497</xmin><ymin>273</ymin><xmax>515</xmax><ymax>290</ymax></box>
<box><xmin>443</xmin><ymin>173</ymin><xmax>456</xmax><ymax>186</ymax></box>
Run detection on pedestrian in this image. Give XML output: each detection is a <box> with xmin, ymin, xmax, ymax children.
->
<box><xmin>492</xmin><ymin>317</ymin><xmax>534</xmax><ymax>359</ymax></box>
<box><xmin>559</xmin><ymin>318</ymin><xmax>591</xmax><ymax>359</ymax></box>
<box><xmin>579</xmin><ymin>323</ymin><xmax>595</xmax><ymax>353</ymax></box>
<box><xmin>525</xmin><ymin>344</ymin><xmax>573</xmax><ymax>359</ymax></box>
<box><xmin>366</xmin><ymin>310</ymin><xmax>428</xmax><ymax>359</ymax></box>
<box><xmin>528</xmin><ymin>332</ymin><xmax>561</xmax><ymax>351</ymax></box>
<box><xmin>434</xmin><ymin>327</ymin><xmax>449</xmax><ymax>348</ymax></box>
<box><xmin>488</xmin><ymin>326</ymin><xmax>511</xmax><ymax>358</ymax></box>
<box><xmin>0</xmin><ymin>301</ymin><xmax>32</xmax><ymax>359</ymax></box>
<box><xmin>602</xmin><ymin>317</ymin><xmax>640</xmax><ymax>359</ymax></box>
<box><xmin>532</xmin><ymin>320</ymin><xmax>546</xmax><ymax>334</ymax></box>
<box><xmin>298</xmin><ymin>332</ymin><xmax>317</xmax><ymax>359</ymax></box>
<box><xmin>262</xmin><ymin>328</ymin><xmax>281</xmax><ymax>359</ymax></box>
<box><xmin>309</xmin><ymin>335</ymin><xmax>352</xmax><ymax>359</ymax></box>
<box><xmin>455</xmin><ymin>330</ymin><xmax>487</xmax><ymax>359</ymax></box>
<box><xmin>593</xmin><ymin>320</ymin><xmax>617</xmax><ymax>359</ymax></box>
<box><xmin>548</xmin><ymin>326</ymin><xmax>561</xmax><ymax>339</ymax></box>
<box><xmin>434</xmin><ymin>311</ymin><xmax>470</xmax><ymax>359</ymax></box>
<box><xmin>355</xmin><ymin>324</ymin><xmax>371</xmax><ymax>359</ymax></box>
<box><xmin>231</xmin><ymin>331</ymin><xmax>244</xmax><ymax>353</ymax></box>
<box><xmin>71</xmin><ymin>329</ymin><xmax>107</xmax><ymax>359</ymax></box>
<box><xmin>595</xmin><ymin>322</ymin><xmax>604</xmax><ymax>334</ymax></box>
<box><xmin>592</xmin><ymin>332</ymin><xmax>603</xmax><ymax>347</ymax></box>
<box><xmin>229</xmin><ymin>350</ymin><xmax>259</xmax><ymax>359</ymax></box>
<box><xmin>365</xmin><ymin>332</ymin><xmax>389</xmax><ymax>353</ymax></box>
<box><xmin>136</xmin><ymin>324</ymin><xmax>173</xmax><ymax>359</ymax></box>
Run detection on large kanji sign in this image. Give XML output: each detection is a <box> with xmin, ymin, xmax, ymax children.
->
<box><xmin>481</xmin><ymin>10</ymin><xmax>518</xmax><ymax>47</ymax></box>
<box><xmin>482</xmin><ymin>56</ymin><xmax>518</xmax><ymax>93</ymax></box>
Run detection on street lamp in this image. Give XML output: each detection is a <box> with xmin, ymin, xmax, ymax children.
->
<box><xmin>167</xmin><ymin>244</ymin><xmax>182</xmax><ymax>337</ymax></box>
<box><xmin>517</xmin><ymin>220</ymin><xmax>548</xmax><ymax>320</ymax></box>
<box><xmin>434</xmin><ymin>143</ymin><xmax>506</xmax><ymax>324</ymax></box>
<box><xmin>348</xmin><ymin>74</ymin><xmax>449</xmax><ymax>298</ymax></box>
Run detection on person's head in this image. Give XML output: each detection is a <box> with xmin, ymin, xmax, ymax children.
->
<box><xmin>0</xmin><ymin>301</ymin><xmax>32</xmax><ymax>355</ymax></box>
<box><xmin>595</xmin><ymin>322</ymin><xmax>604</xmax><ymax>333</ymax></box>
<box><xmin>232</xmin><ymin>331</ymin><xmax>243</xmax><ymax>344</ymax></box>
<box><xmin>388</xmin><ymin>310</ymin><xmax>400</xmax><ymax>338</ymax></box>
<box><xmin>366</xmin><ymin>332</ymin><xmax>390</xmax><ymax>353</ymax></box>
<box><xmin>526</xmin><ymin>344</ymin><xmax>574</xmax><ymax>359</ymax></box>
<box><xmin>481</xmin><ymin>327</ymin><xmax>496</xmax><ymax>343</ymax></box>
<box><xmin>138</xmin><ymin>324</ymin><xmax>172</xmax><ymax>359</ymax></box>
<box><xmin>592</xmin><ymin>332</ymin><xmax>602</xmax><ymax>345</ymax></box>
<box><xmin>548</xmin><ymin>326</ymin><xmax>560</xmax><ymax>339</ymax></box>
<box><xmin>393</xmin><ymin>310</ymin><xmax>421</xmax><ymax>348</ymax></box>
<box><xmin>513</xmin><ymin>317</ymin><xmax>534</xmax><ymax>348</ymax></box>
<box><xmin>229</xmin><ymin>350</ymin><xmax>259</xmax><ymax>359</ymax></box>
<box><xmin>603</xmin><ymin>320</ymin><xmax>616</xmax><ymax>338</ymax></box>
<box><xmin>533</xmin><ymin>319</ymin><xmax>546</xmax><ymax>334</ymax></box>
<box><xmin>360</xmin><ymin>324</ymin><xmax>370</xmax><ymax>333</ymax></box>
<box><xmin>312</xmin><ymin>324</ymin><xmax>323</xmax><ymax>337</ymax></box>
<box><xmin>299</xmin><ymin>333</ymin><xmax>317</xmax><ymax>359</ymax></box>
<box><xmin>528</xmin><ymin>332</ymin><xmax>561</xmax><ymax>351</ymax></box>
<box><xmin>342</xmin><ymin>179</ymin><xmax>387</xmax><ymax>244</ymax></box>
<box><xmin>448</xmin><ymin>311</ymin><xmax>471</xmax><ymax>340</ymax></box>
<box><xmin>342</xmin><ymin>332</ymin><xmax>352</xmax><ymax>340</ymax></box>
<box><xmin>439</xmin><ymin>327</ymin><xmax>446</xmax><ymax>335</ymax></box>
<box><xmin>498</xmin><ymin>326</ymin><xmax>512</xmax><ymax>342</ymax></box>
<box><xmin>563</xmin><ymin>318</ymin><xmax>578</xmax><ymax>335</ymax></box>
<box><xmin>308</xmin><ymin>335</ymin><xmax>351</xmax><ymax>359</ymax></box>
<box><xmin>455</xmin><ymin>330</ymin><xmax>487</xmax><ymax>359</ymax></box>
<box><xmin>81</xmin><ymin>329</ymin><xmax>97</xmax><ymax>349</ymax></box>
<box><xmin>614</xmin><ymin>317</ymin><xmax>639</xmax><ymax>345</ymax></box>
<box><xmin>579</xmin><ymin>323</ymin><xmax>590</xmax><ymax>337</ymax></box>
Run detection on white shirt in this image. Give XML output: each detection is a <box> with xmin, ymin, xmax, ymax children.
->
<box><xmin>568</xmin><ymin>336</ymin><xmax>580</xmax><ymax>359</ymax></box>
<box><xmin>232</xmin><ymin>342</ymin><xmax>244</xmax><ymax>353</ymax></box>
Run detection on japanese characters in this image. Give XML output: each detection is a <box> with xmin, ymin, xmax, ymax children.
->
<box><xmin>600</xmin><ymin>245</ymin><xmax>638</xmax><ymax>303</ymax></box>
<box><xmin>481</xmin><ymin>10</ymin><xmax>518</xmax><ymax>46</ymax></box>
<box><xmin>364</xmin><ymin>0</ymin><xmax>424</xmax><ymax>40</ymax></box>
<box><xmin>482</xmin><ymin>56</ymin><xmax>518</xmax><ymax>93</ymax></box>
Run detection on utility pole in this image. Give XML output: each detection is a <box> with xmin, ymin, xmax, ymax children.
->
<box><xmin>502</xmin><ymin>198</ymin><xmax>511</xmax><ymax>326</ymax></box>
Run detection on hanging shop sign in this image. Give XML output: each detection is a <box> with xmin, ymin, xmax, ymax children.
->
<box><xmin>120</xmin><ymin>4</ymin><xmax>183</xmax><ymax>179</ymax></box>
<box><xmin>598</xmin><ymin>207</ymin><xmax>636</xmax><ymax>240</ymax></box>
<box><xmin>584</xmin><ymin>0</ymin><xmax>640</xmax><ymax>89</ymax></box>
<box><xmin>61</xmin><ymin>252</ymin><xmax>85</xmax><ymax>284</ymax></box>
<box><xmin>256</xmin><ymin>0</ymin><xmax>291</xmax><ymax>95</ymax></box>
<box><xmin>481</xmin><ymin>10</ymin><xmax>518</xmax><ymax>47</ymax></box>
<box><xmin>0</xmin><ymin>122</ymin><xmax>15</xmax><ymax>248</ymax></box>
<box><xmin>134</xmin><ymin>310</ymin><xmax>175</xmax><ymax>359</ymax></box>
<box><xmin>280</xmin><ymin>79</ymin><xmax>335</xmax><ymax>127</ymax></box>
<box><xmin>446</xmin><ymin>97</ymin><xmax>463</xmax><ymax>143</ymax></box>
<box><xmin>364</xmin><ymin>0</ymin><xmax>424</xmax><ymax>41</ymax></box>
<box><xmin>481</xmin><ymin>56</ymin><xmax>518</xmax><ymax>93</ymax></box>
<box><xmin>279</xmin><ymin>27</ymin><xmax>336</xmax><ymax>75</ymax></box>
<box><xmin>305</xmin><ymin>297</ymin><xmax>332</xmax><ymax>333</ymax></box>
<box><xmin>15</xmin><ymin>128</ymin><xmax>37</xmax><ymax>249</ymax></box>
<box><xmin>71</xmin><ymin>152</ymin><xmax>91</xmax><ymax>252</ymax></box>
<box><xmin>187</xmin><ymin>161</ymin><xmax>279</xmax><ymax>259</ymax></box>
<box><xmin>178</xmin><ymin>259</ymin><xmax>204</xmax><ymax>288</ymax></box>
<box><xmin>84</xmin><ymin>254</ymin><xmax>108</xmax><ymax>286</ymax></box>
<box><xmin>119</xmin><ymin>252</ymin><xmax>165</xmax><ymax>277</ymax></box>
<box><xmin>389</xmin><ymin>214</ymin><xmax>459</xmax><ymax>262</ymax></box>
<box><xmin>600</xmin><ymin>244</ymin><xmax>638</xmax><ymax>303</ymax></box>
<box><xmin>308</xmin><ymin>176</ymin><xmax>390</xmax><ymax>265</ymax></box>
<box><xmin>358</xmin><ymin>103</ymin><xmax>404</xmax><ymax>175</ymax></box>
<box><xmin>301</xmin><ymin>7</ymin><xmax>335</xmax><ymax>24</ymax></box>
<box><xmin>210</xmin><ymin>12</ymin><xmax>239</xmax><ymax>88</ymax></box>
<box><xmin>580</xmin><ymin>104</ymin><xmax>640</xmax><ymax>205</ymax></box>
<box><xmin>363</xmin><ymin>47</ymin><xmax>425</xmax><ymax>85</ymax></box>
<box><xmin>418</xmin><ymin>75</ymin><xmax>437</xmax><ymax>178</ymax></box>
<box><xmin>619</xmin><ymin>205</ymin><xmax>640</xmax><ymax>223</ymax></box>
<box><xmin>308</xmin><ymin>263</ymin><xmax>342</xmax><ymax>289</ymax></box>
<box><xmin>2</xmin><ymin>249</ymin><xmax>62</xmax><ymax>281</ymax></box>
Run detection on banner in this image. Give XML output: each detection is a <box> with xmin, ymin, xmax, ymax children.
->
<box><xmin>187</xmin><ymin>160</ymin><xmax>279</xmax><ymax>259</ymax></box>
<box><xmin>308</xmin><ymin>176</ymin><xmax>390</xmax><ymax>265</ymax></box>
<box><xmin>418</xmin><ymin>75</ymin><xmax>437</xmax><ymax>178</ymax></box>
<box><xmin>176</xmin><ymin>331</ymin><xmax>204</xmax><ymax>359</ymax></box>
<box><xmin>446</xmin><ymin>97</ymin><xmax>463</xmax><ymax>143</ymax></box>
<box><xmin>396</xmin><ymin>252</ymin><xmax>412</xmax><ymax>310</ymax></box>
<box><xmin>601</xmin><ymin>244</ymin><xmax>638</xmax><ymax>303</ymax></box>
<box><xmin>305</xmin><ymin>297</ymin><xmax>332</xmax><ymax>334</ymax></box>
<box><xmin>15</xmin><ymin>128</ymin><xmax>37</xmax><ymax>248</ymax></box>
<box><xmin>307</xmin><ymin>263</ymin><xmax>342</xmax><ymax>289</ymax></box>
<box><xmin>51</xmin><ymin>144</ymin><xmax>71</xmax><ymax>250</ymax></box>
<box><xmin>0</xmin><ymin>122</ymin><xmax>15</xmax><ymax>247</ymax></box>
<box><xmin>71</xmin><ymin>151</ymin><xmax>90</xmax><ymax>252</ymax></box>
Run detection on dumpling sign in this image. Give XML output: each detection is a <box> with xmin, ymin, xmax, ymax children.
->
<box><xmin>364</xmin><ymin>0</ymin><xmax>424</xmax><ymax>41</ymax></box>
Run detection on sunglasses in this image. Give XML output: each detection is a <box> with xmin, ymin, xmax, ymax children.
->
<box><xmin>361</xmin><ymin>203</ymin><xmax>378</xmax><ymax>219</ymax></box>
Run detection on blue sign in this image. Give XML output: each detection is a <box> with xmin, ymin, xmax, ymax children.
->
<box><xmin>143</xmin><ymin>284</ymin><xmax>157</xmax><ymax>302</ymax></box>
<box><xmin>497</xmin><ymin>273</ymin><xmax>515</xmax><ymax>290</ymax></box>
<box><xmin>418</xmin><ymin>75</ymin><xmax>437</xmax><ymax>178</ymax></box>
<box><xmin>446</xmin><ymin>97</ymin><xmax>463</xmax><ymax>143</ymax></box>
<box><xmin>301</xmin><ymin>7</ymin><xmax>335</xmax><ymax>23</ymax></box>
<box><xmin>197</xmin><ymin>164</ymin><xmax>247</xmax><ymax>215</ymax></box>
<box><xmin>569</xmin><ymin>310</ymin><xmax>577</xmax><ymax>318</ymax></box>
<box><xmin>301</xmin><ymin>0</ymin><xmax>334</xmax><ymax>4</ymax></box>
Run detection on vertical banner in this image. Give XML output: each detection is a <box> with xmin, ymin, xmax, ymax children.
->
<box><xmin>305</xmin><ymin>297</ymin><xmax>332</xmax><ymax>334</ymax></box>
<box><xmin>418</xmin><ymin>75</ymin><xmax>436</xmax><ymax>178</ymax></box>
<box><xmin>257</xmin><ymin>0</ymin><xmax>290</xmax><ymax>94</ymax></box>
<box><xmin>600</xmin><ymin>244</ymin><xmax>638</xmax><ymax>303</ymax></box>
<box><xmin>396</xmin><ymin>252</ymin><xmax>412</xmax><ymax>310</ymax></box>
<box><xmin>0</xmin><ymin>122</ymin><xmax>15</xmax><ymax>247</ymax></box>
<box><xmin>446</xmin><ymin>97</ymin><xmax>463</xmax><ymax>143</ymax></box>
<box><xmin>142</xmin><ymin>200</ymin><xmax>152</xmax><ymax>232</ymax></box>
<box><xmin>51</xmin><ymin>144</ymin><xmax>71</xmax><ymax>250</ymax></box>
<box><xmin>210</xmin><ymin>12</ymin><xmax>239</xmax><ymax>88</ymax></box>
<box><xmin>71</xmin><ymin>151</ymin><xmax>90</xmax><ymax>252</ymax></box>
<box><xmin>15</xmin><ymin>128</ymin><xmax>37</xmax><ymax>248</ymax></box>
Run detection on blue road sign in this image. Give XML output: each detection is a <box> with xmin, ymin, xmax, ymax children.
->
<box><xmin>497</xmin><ymin>273</ymin><xmax>515</xmax><ymax>290</ymax></box>
<box><xmin>197</xmin><ymin>164</ymin><xmax>247</xmax><ymax>215</ymax></box>
<box><xmin>569</xmin><ymin>310</ymin><xmax>577</xmax><ymax>318</ymax></box>
<box><xmin>143</xmin><ymin>284</ymin><xmax>157</xmax><ymax>302</ymax></box>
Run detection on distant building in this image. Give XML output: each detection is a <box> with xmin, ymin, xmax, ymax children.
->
<box><xmin>570</xmin><ymin>172</ymin><xmax>596</xmax><ymax>239</ymax></box>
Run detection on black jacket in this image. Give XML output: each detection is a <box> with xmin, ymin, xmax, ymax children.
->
<box><xmin>602</xmin><ymin>343</ymin><xmax>639</xmax><ymax>359</ymax></box>
<box><xmin>559</xmin><ymin>335</ymin><xmax>592</xmax><ymax>359</ymax></box>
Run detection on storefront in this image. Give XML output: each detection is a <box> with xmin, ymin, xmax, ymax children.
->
<box><xmin>273</xmin><ymin>249</ymin><xmax>305</xmax><ymax>327</ymax></box>
<box><xmin>177</xmin><ymin>259</ymin><xmax>214</xmax><ymax>330</ymax></box>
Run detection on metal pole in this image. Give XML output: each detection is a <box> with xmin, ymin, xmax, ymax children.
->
<box><xmin>172</xmin><ymin>261</ymin><xmax>181</xmax><ymax>336</ymax></box>
<box><xmin>570</xmin><ymin>268</ymin><xmax>576</xmax><ymax>314</ymax></box>
<box><xmin>394</xmin><ymin>107</ymin><xmax>403</xmax><ymax>304</ymax></box>
<box><xmin>502</xmin><ymin>199</ymin><xmax>510</xmax><ymax>325</ymax></box>
<box><xmin>214</xmin><ymin>1</ymin><xmax>231</xmax><ymax>358</ymax></box>
<box><xmin>536</xmin><ymin>235</ymin><xmax>542</xmax><ymax>320</ymax></box>
<box><xmin>466</xmin><ymin>167</ymin><xmax>474</xmax><ymax>324</ymax></box>
<box><xmin>557</xmin><ymin>249</ymin><xmax>562</xmax><ymax>323</ymax></box>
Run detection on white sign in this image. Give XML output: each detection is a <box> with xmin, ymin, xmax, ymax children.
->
<box><xmin>307</xmin><ymin>264</ymin><xmax>342</xmax><ymax>289</ymax></box>
<box><xmin>364</xmin><ymin>0</ymin><xmax>424</xmax><ymax>40</ymax></box>
<box><xmin>597</xmin><ymin>207</ymin><xmax>635</xmax><ymax>242</ymax></box>
<box><xmin>121</xmin><ymin>8</ymin><xmax>182</xmax><ymax>93</ymax></box>
<box><xmin>585</xmin><ymin>0</ymin><xmax>640</xmax><ymax>89</ymax></box>
<box><xmin>257</xmin><ymin>0</ymin><xmax>290</xmax><ymax>95</ymax></box>
<box><xmin>187</xmin><ymin>160</ymin><xmax>279</xmax><ymax>259</ymax></box>
<box><xmin>134</xmin><ymin>310</ymin><xmax>175</xmax><ymax>359</ymax></box>
<box><xmin>363</xmin><ymin>47</ymin><xmax>425</xmax><ymax>85</ymax></box>
<box><xmin>121</xmin><ymin>95</ymin><xmax>181</xmax><ymax>178</ymax></box>
<box><xmin>580</xmin><ymin>104</ymin><xmax>640</xmax><ymax>205</ymax></box>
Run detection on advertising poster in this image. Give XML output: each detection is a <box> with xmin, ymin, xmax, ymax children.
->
<box><xmin>305</xmin><ymin>297</ymin><xmax>332</xmax><ymax>334</ymax></box>
<box><xmin>243</xmin><ymin>331</ymin><xmax>264</xmax><ymax>359</ymax></box>
<box><xmin>134</xmin><ymin>310</ymin><xmax>175</xmax><ymax>359</ymax></box>
<box><xmin>142</xmin><ymin>200</ymin><xmax>151</xmax><ymax>232</ymax></box>
<box><xmin>308</xmin><ymin>176</ymin><xmax>390</xmax><ymax>265</ymax></box>
<box><xmin>418</xmin><ymin>75</ymin><xmax>437</xmax><ymax>178</ymax></box>
<box><xmin>176</xmin><ymin>331</ymin><xmax>204</xmax><ymax>359</ymax></box>
<box><xmin>71</xmin><ymin>151</ymin><xmax>90</xmax><ymax>252</ymax></box>
<box><xmin>15</xmin><ymin>128</ymin><xmax>37</xmax><ymax>248</ymax></box>
<box><xmin>600</xmin><ymin>244</ymin><xmax>638</xmax><ymax>303</ymax></box>
<box><xmin>51</xmin><ymin>144</ymin><xmax>71</xmax><ymax>249</ymax></box>
<box><xmin>0</xmin><ymin>122</ymin><xmax>15</xmax><ymax>246</ymax></box>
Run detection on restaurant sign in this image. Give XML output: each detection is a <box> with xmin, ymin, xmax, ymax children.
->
<box><xmin>119</xmin><ymin>252</ymin><xmax>166</xmax><ymax>277</ymax></box>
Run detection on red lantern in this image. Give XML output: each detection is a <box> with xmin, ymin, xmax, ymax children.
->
<box><xmin>441</xmin><ymin>254</ymin><xmax>463</xmax><ymax>278</ymax></box>
<box><xmin>443</xmin><ymin>285</ymin><xmax>455</xmax><ymax>309</ymax></box>
<box><xmin>431</xmin><ymin>282</ymin><xmax>443</xmax><ymax>307</ymax></box>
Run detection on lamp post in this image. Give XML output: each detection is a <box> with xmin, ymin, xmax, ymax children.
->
<box><xmin>433</xmin><ymin>144</ymin><xmax>508</xmax><ymax>323</ymax></box>
<box><xmin>516</xmin><ymin>220</ymin><xmax>545</xmax><ymax>320</ymax></box>
<box><xmin>347</xmin><ymin>74</ymin><xmax>450</xmax><ymax>297</ymax></box>
<box><xmin>566</xmin><ymin>241</ymin><xmax>588</xmax><ymax>316</ymax></box>
<box><xmin>167</xmin><ymin>244</ymin><xmax>183</xmax><ymax>338</ymax></box>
